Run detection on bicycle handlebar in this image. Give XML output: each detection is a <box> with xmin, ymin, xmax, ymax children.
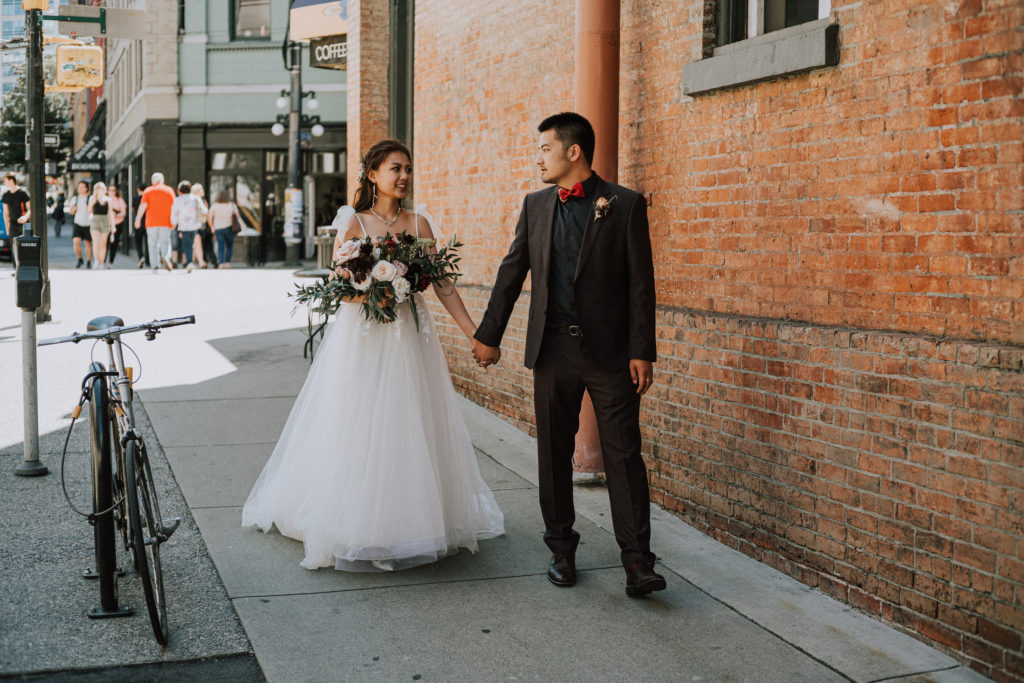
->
<box><xmin>39</xmin><ymin>315</ymin><xmax>196</xmax><ymax>347</ymax></box>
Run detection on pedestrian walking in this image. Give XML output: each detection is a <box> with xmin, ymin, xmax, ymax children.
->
<box><xmin>472</xmin><ymin>112</ymin><xmax>663</xmax><ymax>596</ymax></box>
<box><xmin>68</xmin><ymin>180</ymin><xmax>93</xmax><ymax>268</ymax></box>
<box><xmin>135</xmin><ymin>173</ymin><xmax>176</xmax><ymax>272</ymax></box>
<box><xmin>107</xmin><ymin>185</ymin><xmax>127</xmax><ymax>266</ymax></box>
<box><xmin>87</xmin><ymin>181</ymin><xmax>113</xmax><ymax>268</ymax></box>
<box><xmin>52</xmin><ymin>190</ymin><xmax>65</xmax><ymax>238</ymax></box>
<box><xmin>242</xmin><ymin>139</ymin><xmax>505</xmax><ymax>571</ymax></box>
<box><xmin>132</xmin><ymin>184</ymin><xmax>149</xmax><ymax>268</ymax></box>
<box><xmin>208</xmin><ymin>191</ymin><xmax>239</xmax><ymax>268</ymax></box>
<box><xmin>191</xmin><ymin>183</ymin><xmax>215</xmax><ymax>268</ymax></box>
<box><xmin>1</xmin><ymin>173</ymin><xmax>30</xmax><ymax>267</ymax></box>
<box><xmin>170</xmin><ymin>180</ymin><xmax>203</xmax><ymax>273</ymax></box>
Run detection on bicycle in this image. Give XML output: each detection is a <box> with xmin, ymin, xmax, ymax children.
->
<box><xmin>40</xmin><ymin>314</ymin><xmax>195</xmax><ymax>645</ymax></box>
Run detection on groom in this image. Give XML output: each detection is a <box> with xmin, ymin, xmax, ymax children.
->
<box><xmin>472</xmin><ymin>112</ymin><xmax>663</xmax><ymax>596</ymax></box>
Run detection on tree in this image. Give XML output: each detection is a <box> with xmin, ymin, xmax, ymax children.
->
<box><xmin>0</xmin><ymin>57</ymin><xmax>72</xmax><ymax>174</ymax></box>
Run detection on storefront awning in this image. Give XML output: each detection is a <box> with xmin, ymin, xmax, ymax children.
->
<box><xmin>290</xmin><ymin>0</ymin><xmax>348</xmax><ymax>42</ymax></box>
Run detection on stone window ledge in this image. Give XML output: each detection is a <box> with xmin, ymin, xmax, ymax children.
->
<box><xmin>681</xmin><ymin>18</ymin><xmax>839</xmax><ymax>96</ymax></box>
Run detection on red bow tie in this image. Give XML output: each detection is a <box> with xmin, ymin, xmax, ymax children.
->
<box><xmin>557</xmin><ymin>182</ymin><xmax>585</xmax><ymax>203</ymax></box>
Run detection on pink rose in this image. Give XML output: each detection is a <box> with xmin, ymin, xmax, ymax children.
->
<box><xmin>335</xmin><ymin>239</ymin><xmax>361</xmax><ymax>263</ymax></box>
<box><xmin>392</xmin><ymin>260</ymin><xmax>408</xmax><ymax>278</ymax></box>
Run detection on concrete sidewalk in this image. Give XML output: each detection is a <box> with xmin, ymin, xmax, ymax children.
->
<box><xmin>136</xmin><ymin>326</ymin><xmax>988</xmax><ymax>682</ymax></box>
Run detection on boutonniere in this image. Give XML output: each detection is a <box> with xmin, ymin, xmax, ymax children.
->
<box><xmin>593</xmin><ymin>195</ymin><xmax>617</xmax><ymax>220</ymax></box>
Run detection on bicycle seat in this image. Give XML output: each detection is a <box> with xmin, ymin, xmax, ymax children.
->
<box><xmin>87</xmin><ymin>316</ymin><xmax>124</xmax><ymax>331</ymax></box>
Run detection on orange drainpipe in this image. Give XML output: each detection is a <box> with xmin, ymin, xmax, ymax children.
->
<box><xmin>572</xmin><ymin>0</ymin><xmax>620</xmax><ymax>473</ymax></box>
<box><xmin>575</xmin><ymin>0</ymin><xmax>620</xmax><ymax>182</ymax></box>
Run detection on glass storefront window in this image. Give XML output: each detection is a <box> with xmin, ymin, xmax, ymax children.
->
<box><xmin>209</xmin><ymin>150</ymin><xmax>262</xmax><ymax>232</ymax></box>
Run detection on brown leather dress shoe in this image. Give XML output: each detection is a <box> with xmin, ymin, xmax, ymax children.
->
<box><xmin>547</xmin><ymin>552</ymin><xmax>577</xmax><ymax>587</ymax></box>
<box><xmin>625</xmin><ymin>561</ymin><xmax>666</xmax><ymax>596</ymax></box>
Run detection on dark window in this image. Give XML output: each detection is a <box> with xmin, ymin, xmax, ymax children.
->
<box><xmin>718</xmin><ymin>0</ymin><xmax>821</xmax><ymax>46</ymax></box>
<box><xmin>233</xmin><ymin>0</ymin><xmax>270</xmax><ymax>40</ymax></box>
<box><xmin>389</xmin><ymin>0</ymin><xmax>414</xmax><ymax>151</ymax></box>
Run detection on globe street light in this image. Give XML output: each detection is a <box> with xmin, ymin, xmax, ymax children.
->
<box><xmin>271</xmin><ymin>43</ymin><xmax>325</xmax><ymax>266</ymax></box>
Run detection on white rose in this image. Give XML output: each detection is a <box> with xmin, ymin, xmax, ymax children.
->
<box><xmin>352</xmin><ymin>274</ymin><xmax>372</xmax><ymax>291</ymax></box>
<box><xmin>371</xmin><ymin>260</ymin><xmax>397</xmax><ymax>282</ymax></box>
<box><xmin>392</xmin><ymin>277</ymin><xmax>411</xmax><ymax>303</ymax></box>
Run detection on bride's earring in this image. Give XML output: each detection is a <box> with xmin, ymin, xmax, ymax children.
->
<box><xmin>371</xmin><ymin>183</ymin><xmax>377</xmax><ymax>206</ymax></box>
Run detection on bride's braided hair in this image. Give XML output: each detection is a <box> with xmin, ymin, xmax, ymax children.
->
<box><xmin>352</xmin><ymin>139</ymin><xmax>412</xmax><ymax>212</ymax></box>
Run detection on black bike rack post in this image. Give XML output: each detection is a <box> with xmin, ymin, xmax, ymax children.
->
<box><xmin>85</xmin><ymin>362</ymin><xmax>133</xmax><ymax>619</ymax></box>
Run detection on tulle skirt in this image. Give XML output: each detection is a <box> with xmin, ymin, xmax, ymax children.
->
<box><xmin>241</xmin><ymin>294</ymin><xmax>505</xmax><ymax>571</ymax></box>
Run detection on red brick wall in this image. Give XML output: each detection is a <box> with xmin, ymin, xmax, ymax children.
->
<box><xmin>346</xmin><ymin>0</ymin><xmax>390</xmax><ymax>199</ymax></box>
<box><xmin>413</xmin><ymin>0</ymin><xmax>1024</xmax><ymax>678</ymax></box>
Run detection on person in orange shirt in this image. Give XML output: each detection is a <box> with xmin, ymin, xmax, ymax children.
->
<box><xmin>134</xmin><ymin>172</ymin><xmax>176</xmax><ymax>271</ymax></box>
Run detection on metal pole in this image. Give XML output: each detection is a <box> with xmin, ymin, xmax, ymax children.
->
<box><xmin>16</xmin><ymin>308</ymin><xmax>46</xmax><ymax>476</ymax></box>
<box><xmin>288</xmin><ymin>42</ymin><xmax>302</xmax><ymax>191</ymax></box>
<box><xmin>15</xmin><ymin>4</ymin><xmax>47</xmax><ymax>477</ymax></box>
<box><xmin>25</xmin><ymin>5</ymin><xmax>50</xmax><ymax>321</ymax></box>
<box><xmin>284</xmin><ymin>42</ymin><xmax>303</xmax><ymax>267</ymax></box>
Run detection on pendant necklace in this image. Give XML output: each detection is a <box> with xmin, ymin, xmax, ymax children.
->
<box><xmin>370</xmin><ymin>204</ymin><xmax>402</xmax><ymax>227</ymax></box>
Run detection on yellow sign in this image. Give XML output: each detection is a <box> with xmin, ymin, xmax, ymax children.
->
<box><xmin>21</xmin><ymin>1</ymin><xmax>49</xmax><ymax>10</ymax></box>
<box><xmin>55</xmin><ymin>45</ymin><xmax>103</xmax><ymax>87</ymax></box>
<box><xmin>45</xmin><ymin>84</ymin><xmax>85</xmax><ymax>94</ymax></box>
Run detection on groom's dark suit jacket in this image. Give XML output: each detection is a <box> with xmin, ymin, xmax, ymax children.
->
<box><xmin>474</xmin><ymin>175</ymin><xmax>656</xmax><ymax>371</ymax></box>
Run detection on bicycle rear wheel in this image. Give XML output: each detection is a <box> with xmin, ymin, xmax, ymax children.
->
<box><xmin>123</xmin><ymin>439</ymin><xmax>168</xmax><ymax>645</ymax></box>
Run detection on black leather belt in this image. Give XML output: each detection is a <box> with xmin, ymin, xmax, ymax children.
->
<box><xmin>551</xmin><ymin>324</ymin><xmax>583</xmax><ymax>338</ymax></box>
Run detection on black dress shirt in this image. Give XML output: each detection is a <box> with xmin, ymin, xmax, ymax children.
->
<box><xmin>547</xmin><ymin>173</ymin><xmax>598</xmax><ymax>327</ymax></box>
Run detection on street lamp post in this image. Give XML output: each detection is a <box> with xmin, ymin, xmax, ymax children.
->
<box><xmin>272</xmin><ymin>42</ymin><xmax>322</xmax><ymax>267</ymax></box>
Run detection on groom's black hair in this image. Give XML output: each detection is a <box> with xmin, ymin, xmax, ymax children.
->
<box><xmin>538</xmin><ymin>112</ymin><xmax>595</xmax><ymax>166</ymax></box>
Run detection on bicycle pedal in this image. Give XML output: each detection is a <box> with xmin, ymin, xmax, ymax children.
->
<box><xmin>161</xmin><ymin>517</ymin><xmax>182</xmax><ymax>538</ymax></box>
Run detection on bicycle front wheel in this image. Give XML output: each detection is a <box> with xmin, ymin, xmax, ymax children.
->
<box><xmin>123</xmin><ymin>439</ymin><xmax>168</xmax><ymax>645</ymax></box>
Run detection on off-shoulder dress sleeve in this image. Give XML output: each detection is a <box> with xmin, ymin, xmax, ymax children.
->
<box><xmin>414</xmin><ymin>203</ymin><xmax>445</xmax><ymax>242</ymax></box>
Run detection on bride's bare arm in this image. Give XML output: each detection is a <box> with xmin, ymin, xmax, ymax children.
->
<box><xmin>331</xmin><ymin>219</ymin><xmax>367</xmax><ymax>303</ymax></box>
<box><xmin>418</xmin><ymin>215</ymin><xmax>477</xmax><ymax>341</ymax></box>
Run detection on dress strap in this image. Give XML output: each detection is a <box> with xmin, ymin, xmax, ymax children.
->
<box><xmin>414</xmin><ymin>212</ymin><xmax>419</xmax><ymax>238</ymax></box>
<box><xmin>354</xmin><ymin>213</ymin><xmax>368</xmax><ymax>237</ymax></box>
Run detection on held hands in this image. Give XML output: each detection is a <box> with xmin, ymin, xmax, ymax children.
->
<box><xmin>630</xmin><ymin>359</ymin><xmax>654</xmax><ymax>396</ymax></box>
<box><xmin>472</xmin><ymin>338</ymin><xmax>501</xmax><ymax>369</ymax></box>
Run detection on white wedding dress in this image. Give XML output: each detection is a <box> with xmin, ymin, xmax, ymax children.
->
<box><xmin>241</xmin><ymin>207</ymin><xmax>505</xmax><ymax>571</ymax></box>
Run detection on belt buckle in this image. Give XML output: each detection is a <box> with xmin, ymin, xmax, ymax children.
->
<box><xmin>568</xmin><ymin>324</ymin><xmax>582</xmax><ymax>338</ymax></box>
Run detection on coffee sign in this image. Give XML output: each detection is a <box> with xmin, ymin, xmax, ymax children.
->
<box><xmin>310</xmin><ymin>35</ymin><xmax>347</xmax><ymax>70</ymax></box>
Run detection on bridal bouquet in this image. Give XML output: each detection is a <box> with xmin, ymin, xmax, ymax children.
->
<box><xmin>293</xmin><ymin>232</ymin><xmax>463</xmax><ymax>327</ymax></box>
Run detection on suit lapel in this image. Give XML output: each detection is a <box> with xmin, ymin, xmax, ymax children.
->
<box><xmin>532</xmin><ymin>186</ymin><xmax>558</xmax><ymax>285</ymax></box>
<box><xmin>573</xmin><ymin>177</ymin><xmax>612</xmax><ymax>282</ymax></box>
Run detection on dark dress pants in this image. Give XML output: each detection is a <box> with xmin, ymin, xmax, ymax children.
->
<box><xmin>533</xmin><ymin>330</ymin><xmax>655</xmax><ymax>568</ymax></box>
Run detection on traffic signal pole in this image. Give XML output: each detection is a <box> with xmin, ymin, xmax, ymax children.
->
<box><xmin>15</xmin><ymin>1</ymin><xmax>48</xmax><ymax>477</ymax></box>
<box><xmin>24</xmin><ymin>2</ymin><xmax>49</xmax><ymax>322</ymax></box>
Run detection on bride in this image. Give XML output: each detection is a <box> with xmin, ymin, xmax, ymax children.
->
<box><xmin>242</xmin><ymin>139</ymin><xmax>505</xmax><ymax>571</ymax></box>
